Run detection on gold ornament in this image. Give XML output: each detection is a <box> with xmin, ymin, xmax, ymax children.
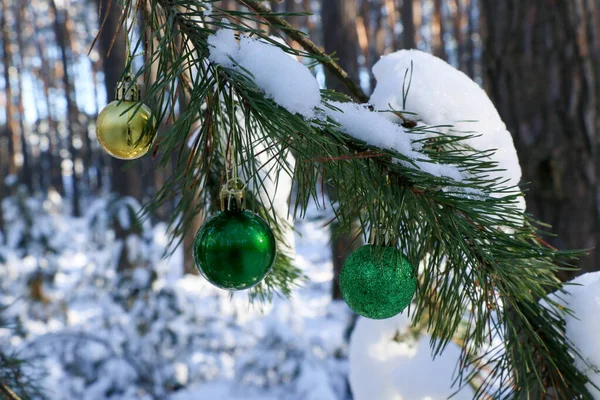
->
<box><xmin>96</xmin><ymin>75</ymin><xmax>155</xmax><ymax>160</ymax></box>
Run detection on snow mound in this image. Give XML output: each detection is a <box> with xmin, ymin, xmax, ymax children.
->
<box><xmin>349</xmin><ymin>313</ymin><xmax>473</xmax><ymax>400</ymax></box>
<box><xmin>370</xmin><ymin>50</ymin><xmax>525</xmax><ymax>214</ymax></box>
<box><xmin>546</xmin><ymin>272</ymin><xmax>600</xmax><ymax>398</ymax></box>
<box><xmin>0</xmin><ymin>192</ymin><xmax>347</xmax><ymax>400</ymax></box>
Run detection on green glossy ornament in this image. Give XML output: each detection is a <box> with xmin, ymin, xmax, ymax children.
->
<box><xmin>339</xmin><ymin>245</ymin><xmax>416</xmax><ymax>319</ymax></box>
<box><xmin>193</xmin><ymin>182</ymin><xmax>276</xmax><ymax>290</ymax></box>
<box><xmin>96</xmin><ymin>75</ymin><xmax>156</xmax><ymax>160</ymax></box>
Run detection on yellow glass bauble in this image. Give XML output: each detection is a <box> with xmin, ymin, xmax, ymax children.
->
<box><xmin>96</xmin><ymin>100</ymin><xmax>155</xmax><ymax>160</ymax></box>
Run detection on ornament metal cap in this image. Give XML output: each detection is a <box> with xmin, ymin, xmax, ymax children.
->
<box><xmin>115</xmin><ymin>74</ymin><xmax>141</xmax><ymax>101</ymax></box>
<box><xmin>369</xmin><ymin>226</ymin><xmax>395</xmax><ymax>247</ymax></box>
<box><xmin>220</xmin><ymin>179</ymin><xmax>246</xmax><ymax>212</ymax></box>
<box><xmin>369</xmin><ymin>202</ymin><xmax>395</xmax><ymax>246</ymax></box>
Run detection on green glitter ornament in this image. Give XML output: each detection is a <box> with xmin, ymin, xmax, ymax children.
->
<box><xmin>339</xmin><ymin>245</ymin><xmax>416</xmax><ymax>319</ymax></box>
<box><xmin>193</xmin><ymin>180</ymin><xmax>276</xmax><ymax>290</ymax></box>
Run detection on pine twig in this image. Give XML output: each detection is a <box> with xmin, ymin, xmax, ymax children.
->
<box><xmin>234</xmin><ymin>0</ymin><xmax>369</xmax><ymax>103</ymax></box>
<box><xmin>129</xmin><ymin>2</ymin><xmax>593</xmax><ymax>396</ymax></box>
<box><xmin>0</xmin><ymin>382</ymin><xmax>21</xmax><ymax>400</ymax></box>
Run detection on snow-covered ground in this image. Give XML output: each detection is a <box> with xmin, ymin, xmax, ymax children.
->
<box><xmin>0</xmin><ymin>190</ymin><xmax>477</xmax><ymax>400</ymax></box>
<box><xmin>0</xmin><ymin>192</ymin><xmax>349</xmax><ymax>400</ymax></box>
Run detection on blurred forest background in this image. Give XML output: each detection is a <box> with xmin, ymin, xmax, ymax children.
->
<box><xmin>0</xmin><ymin>1</ymin><xmax>599</xmax><ymax>399</ymax></box>
<box><xmin>0</xmin><ymin>0</ymin><xmax>599</xmax><ymax>284</ymax></box>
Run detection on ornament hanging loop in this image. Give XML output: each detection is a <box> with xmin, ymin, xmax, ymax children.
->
<box><xmin>115</xmin><ymin>4</ymin><xmax>141</xmax><ymax>102</ymax></box>
<box><xmin>369</xmin><ymin>226</ymin><xmax>394</xmax><ymax>247</ymax></box>
<box><xmin>124</xmin><ymin>2</ymin><xmax>138</xmax><ymax>72</ymax></box>
<box><xmin>220</xmin><ymin>179</ymin><xmax>246</xmax><ymax>212</ymax></box>
<box><xmin>369</xmin><ymin>173</ymin><xmax>396</xmax><ymax>247</ymax></box>
<box><xmin>115</xmin><ymin>73</ymin><xmax>141</xmax><ymax>101</ymax></box>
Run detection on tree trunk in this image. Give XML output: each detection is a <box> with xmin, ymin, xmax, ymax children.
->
<box><xmin>364</xmin><ymin>0</ymin><xmax>387</xmax><ymax>91</ymax></box>
<box><xmin>321</xmin><ymin>0</ymin><xmax>363</xmax><ymax>299</ymax></box>
<box><xmin>29</xmin><ymin>8</ymin><xmax>66</xmax><ymax>196</ymax></box>
<box><xmin>2</xmin><ymin>0</ymin><xmax>18</xmax><ymax>178</ymax></box>
<box><xmin>322</xmin><ymin>0</ymin><xmax>361</xmax><ymax>90</ymax></box>
<box><xmin>15</xmin><ymin>2</ymin><xmax>33</xmax><ymax>192</ymax></box>
<box><xmin>401</xmin><ymin>0</ymin><xmax>416</xmax><ymax>49</ymax></box>
<box><xmin>451</xmin><ymin>0</ymin><xmax>464</xmax><ymax>71</ymax></box>
<box><xmin>90</xmin><ymin>50</ymin><xmax>104</xmax><ymax>194</ymax></box>
<box><xmin>384</xmin><ymin>0</ymin><xmax>400</xmax><ymax>51</ymax></box>
<box><xmin>464</xmin><ymin>0</ymin><xmax>475</xmax><ymax>78</ymax></box>
<box><xmin>50</xmin><ymin>0</ymin><xmax>82</xmax><ymax>216</ymax></box>
<box><xmin>480</xmin><ymin>0</ymin><xmax>600</xmax><ymax>279</ymax></box>
<box><xmin>431</xmin><ymin>0</ymin><xmax>446</xmax><ymax>60</ymax></box>
<box><xmin>0</xmin><ymin>8</ymin><xmax>14</xmax><ymax>235</ymax></box>
<box><xmin>0</xmin><ymin>127</ymin><xmax>8</xmax><ymax>234</ymax></box>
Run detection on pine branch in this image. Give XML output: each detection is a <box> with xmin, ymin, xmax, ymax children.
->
<box><xmin>111</xmin><ymin>1</ymin><xmax>596</xmax><ymax>397</ymax></box>
<box><xmin>0</xmin><ymin>382</ymin><xmax>21</xmax><ymax>400</ymax></box>
<box><xmin>0</xmin><ymin>336</ymin><xmax>45</xmax><ymax>400</ymax></box>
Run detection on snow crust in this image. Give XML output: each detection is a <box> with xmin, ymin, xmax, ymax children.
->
<box><xmin>208</xmin><ymin>29</ymin><xmax>321</xmax><ymax>119</ymax></box>
<box><xmin>546</xmin><ymin>272</ymin><xmax>600</xmax><ymax>398</ymax></box>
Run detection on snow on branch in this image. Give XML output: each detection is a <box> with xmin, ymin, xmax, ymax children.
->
<box><xmin>370</xmin><ymin>50</ymin><xmax>524</xmax><ymax>211</ymax></box>
<box><xmin>208</xmin><ymin>28</ymin><xmax>321</xmax><ymax>119</ymax></box>
<box><xmin>207</xmin><ymin>30</ymin><xmax>467</xmax><ymax>182</ymax></box>
<box><xmin>322</xmin><ymin>101</ymin><xmax>464</xmax><ymax>181</ymax></box>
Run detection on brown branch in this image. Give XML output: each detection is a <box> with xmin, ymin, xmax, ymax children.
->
<box><xmin>0</xmin><ymin>381</ymin><xmax>22</xmax><ymax>400</ymax></box>
<box><xmin>308</xmin><ymin>151</ymin><xmax>387</xmax><ymax>163</ymax></box>
<box><xmin>235</xmin><ymin>0</ymin><xmax>369</xmax><ymax>103</ymax></box>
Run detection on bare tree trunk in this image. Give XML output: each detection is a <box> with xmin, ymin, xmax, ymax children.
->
<box><xmin>362</xmin><ymin>0</ymin><xmax>386</xmax><ymax>91</ymax></box>
<box><xmin>0</xmin><ymin>8</ymin><xmax>14</xmax><ymax>235</ymax></box>
<box><xmin>401</xmin><ymin>0</ymin><xmax>416</xmax><ymax>49</ymax></box>
<box><xmin>464</xmin><ymin>0</ymin><xmax>475</xmax><ymax>78</ymax></box>
<box><xmin>322</xmin><ymin>0</ymin><xmax>361</xmax><ymax>89</ymax></box>
<box><xmin>35</xmin><ymin>33</ymin><xmax>65</xmax><ymax>195</ymax></box>
<box><xmin>65</xmin><ymin>12</ymin><xmax>93</xmax><ymax>197</ymax></box>
<box><xmin>90</xmin><ymin>51</ymin><xmax>105</xmax><ymax>194</ymax></box>
<box><xmin>384</xmin><ymin>0</ymin><xmax>400</xmax><ymax>50</ymax></box>
<box><xmin>2</xmin><ymin>0</ymin><xmax>19</xmax><ymax>179</ymax></box>
<box><xmin>303</xmin><ymin>0</ymin><xmax>315</xmax><ymax>35</ymax></box>
<box><xmin>30</xmin><ymin>0</ymin><xmax>65</xmax><ymax>195</ymax></box>
<box><xmin>431</xmin><ymin>0</ymin><xmax>446</xmax><ymax>60</ymax></box>
<box><xmin>321</xmin><ymin>0</ymin><xmax>363</xmax><ymax>299</ymax></box>
<box><xmin>451</xmin><ymin>0</ymin><xmax>464</xmax><ymax>71</ymax></box>
<box><xmin>15</xmin><ymin>2</ymin><xmax>33</xmax><ymax>192</ymax></box>
<box><xmin>0</xmin><ymin>127</ymin><xmax>8</xmax><ymax>234</ymax></box>
<box><xmin>50</xmin><ymin>0</ymin><xmax>82</xmax><ymax>216</ymax></box>
<box><xmin>413</xmin><ymin>0</ymin><xmax>422</xmax><ymax>46</ymax></box>
<box><xmin>183</xmin><ymin>194</ymin><xmax>203</xmax><ymax>275</ymax></box>
<box><xmin>480</xmin><ymin>0</ymin><xmax>600</xmax><ymax>278</ymax></box>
